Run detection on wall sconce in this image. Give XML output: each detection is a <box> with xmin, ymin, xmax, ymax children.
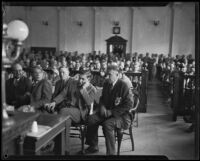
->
<box><xmin>153</xmin><ymin>20</ymin><xmax>160</xmax><ymax>26</ymax></box>
<box><xmin>113</xmin><ymin>21</ymin><xmax>119</xmax><ymax>26</ymax></box>
<box><xmin>76</xmin><ymin>21</ymin><xmax>83</xmax><ymax>27</ymax></box>
<box><xmin>42</xmin><ymin>20</ymin><xmax>49</xmax><ymax>26</ymax></box>
<box><xmin>2</xmin><ymin>20</ymin><xmax>29</xmax><ymax>123</ymax></box>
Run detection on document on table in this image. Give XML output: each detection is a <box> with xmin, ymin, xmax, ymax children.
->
<box><xmin>27</xmin><ymin>125</ymin><xmax>52</xmax><ymax>139</ymax></box>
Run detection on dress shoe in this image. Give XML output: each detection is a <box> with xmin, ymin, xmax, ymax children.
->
<box><xmin>76</xmin><ymin>150</ymin><xmax>85</xmax><ymax>155</ymax></box>
<box><xmin>85</xmin><ymin>146</ymin><xmax>99</xmax><ymax>154</ymax></box>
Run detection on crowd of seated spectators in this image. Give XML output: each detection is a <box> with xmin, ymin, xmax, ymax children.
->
<box><xmin>7</xmin><ymin>48</ymin><xmax>195</xmax><ymax>87</ymax></box>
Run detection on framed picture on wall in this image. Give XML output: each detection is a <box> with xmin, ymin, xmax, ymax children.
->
<box><xmin>113</xmin><ymin>27</ymin><xmax>120</xmax><ymax>34</ymax></box>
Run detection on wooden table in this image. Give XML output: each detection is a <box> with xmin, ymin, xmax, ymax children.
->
<box><xmin>23</xmin><ymin>113</ymin><xmax>69</xmax><ymax>155</ymax></box>
<box><xmin>2</xmin><ymin>111</ymin><xmax>39</xmax><ymax>158</ymax></box>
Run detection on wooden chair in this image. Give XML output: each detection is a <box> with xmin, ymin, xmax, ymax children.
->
<box><xmin>70</xmin><ymin>123</ymin><xmax>87</xmax><ymax>154</ymax></box>
<box><xmin>97</xmin><ymin>88</ymin><xmax>140</xmax><ymax>155</ymax></box>
<box><xmin>70</xmin><ymin>103</ymin><xmax>94</xmax><ymax>154</ymax></box>
<box><xmin>115</xmin><ymin>91</ymin><xmax>140</xmax><ymax>155</ymax></box>
<box><xmin>132</xmin><ymin>89</ymin><xmax>139</xmax><ymax>127</ymax></box>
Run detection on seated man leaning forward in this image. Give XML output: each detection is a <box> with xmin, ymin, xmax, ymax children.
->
<box><xmin>18</xmin><ymin>65</ymin><xmax>52</xmax><ymax>112</ymax></box>
<box><xmin>85</xmin><ymin>64</ymin><xmax>133</xmax><ymax>155</ymax></box>
<box><xmin>45</xmin><ymin>69</ymin><xmax>96</xmax><ymax>155</ymax></box>
<box><xmin>44</xmin><ymin>67</ymin><xmax>75</xmax><ymax>113</ymax></box>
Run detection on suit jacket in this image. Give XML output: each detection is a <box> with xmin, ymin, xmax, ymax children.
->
<box><xmin>100</xmin><ymin>79</ymin><xmax>133</xmax><ymax>119</ymax></box>
<box><xmin>30</xmin><ymin>79</ymin><xmax>52</xmax><ymax>109</ymax></box>
<box><xmin>6</xmin><ymin>76</ymin><xmax>32</xmax><ymax>108</ymax></box>
<box><xmin>52</xmin><ymin>78</ymin><xmax>76</xmax><ymax>110</ymax></box>
<box><xmin>53</xmin><ymin>79</ymin><xmax>96</xmax><ymax>121</ymax></box>
<box><xmin>53</xmin><ymin>78</ymin><xmax>73</xmax><ymax>99</ymax></box>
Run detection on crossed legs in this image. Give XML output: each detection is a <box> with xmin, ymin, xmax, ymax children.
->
<box><xmin>58</xmin><ymin>107</ymin><xmax>81</xmax><ymax>153</ymax></box>
<box><xmin>86</xmin><ymin>113</ymin><xmax>126</xmax><ymax>155</ymax></box>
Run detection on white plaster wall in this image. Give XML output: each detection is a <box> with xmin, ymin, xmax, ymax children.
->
<box><xmin>4</xmin><ymin>3</ymin><xmax>195</xmax><ymax>57</ymax></box>
<box><xmin>28</xmin><ymin>7</ymin><xmax>57</xmax><ymax>48</ymax></box>
<box><xmin>132</xmin><ymin>6</ymin><xmax>171</xmax><ymax>54</ymax></box>
<box><xmin>4</xmin><ymin>6</ymin><xmax>26</xmax><ymax>23</ymax></box>
<box><xmin>64</xmin><ymin>7</ymin><xmax>93</xmax><ymax>53</ymax></box>
<box><xmin>172</xmin><ymin>3</ymin><xmax>195</xmax><ymax>57</ymax></box>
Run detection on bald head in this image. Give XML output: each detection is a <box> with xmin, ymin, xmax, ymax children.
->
<box><xmin>12</xmin><ymin>63</ymin><xmax>23</xmax><ymax>79</ymax></box>
<box><xmin>12</xmin><ymin>63</ymin><xmax>22</xmax><ymax>71</ymax></box>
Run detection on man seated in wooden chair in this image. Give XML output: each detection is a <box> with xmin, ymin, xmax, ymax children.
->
<box><xmin>44</xmin><ymin>67</ymin><xmax>75</xmax><ymax>113</ymax></box>
<box><xmin>6</xmin><ymin>63</ymin><xmax>32</xmax><ymax>109</ymax></box>
<box><xmin>17</xmin><ymin>65</ymin><xmax>53</xmax><ymax>113</ymax></box>
<box><xmin>85</xmin><ymin>64</ymin><xmax>133</xmax><ymax>155</ymax></box>
<box><xmin>45</xmin><ymin>69</ymin><xmax>96</xmax><ymax>155</ymax></box>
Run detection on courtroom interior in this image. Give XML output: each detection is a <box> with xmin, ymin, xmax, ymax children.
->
<box><xmin>2</xmin><ymin>1</ymin><xmax>199</xmax><ymax>160</ymax></box>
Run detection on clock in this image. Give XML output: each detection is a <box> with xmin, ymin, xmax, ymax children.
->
<box><xmin>113</xmin><ymin>27</ymin><xmax>120</xmax><ymax>34</ymax></box>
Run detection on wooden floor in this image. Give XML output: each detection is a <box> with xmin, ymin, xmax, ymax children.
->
<box><xmin>69</xmin><ymin>79</ymin><xmax>195</xmax><ymax>159</ymax></box>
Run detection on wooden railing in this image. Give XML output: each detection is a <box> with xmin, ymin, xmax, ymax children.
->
<box><xmin>171</xmin><ymin>71</ymin><xmax>195</xmax><ymax>121</ymax></box>
<box><xmin>124</xmin><ymin>70</ymin><xmax>148</xmax><ymax>112</ymax></box>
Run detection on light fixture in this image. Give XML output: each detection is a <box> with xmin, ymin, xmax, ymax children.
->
<box><xmin>2</xmin><ymin>20</ymin><xmax>29</xmax><ymax>123</ymax></box>
<box><xmin>7</xmin><ymin>20</ymin><xmax>29</xmax><ymax>41</ymax></box>
<box><xmin>76</xmin><ymin>21</ymin><xmax>83</xmax><ymax>26</ymax></box>
<box><xmin>2</xmin><ymin>20</ymin><xmax>29</xmax><ymax>66</ymax></box>
<box><xmin>42</xmin><ymin>20</ymin><xmax>49</xmax><ymax>26</ymax></box>
<box><xmin>113</xmin><ymin>21</ymin><xmax>119</xmax><ymax>26</ymax></box>
<box><xmin>153</xmin><ymin>19</ymin><xmax>160</xmax><ymax>26</ymax></box>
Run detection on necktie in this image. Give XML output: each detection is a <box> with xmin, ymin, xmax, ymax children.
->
<box><xmin>14</xmin><ymin>78</ymin><xmax>20</xmax><ymax>86</ymax></box>
<box><xmin>61</xmin><ymin>79</ymin><xmax>65</xmax><ymax>90</ymax></box>
<box><xmin>75</xmin><ymin>89</ymin><xmax>83</xmax><ymax>109</ymax></box>
<box><xmin>109</xmin><ymin>83</ymin><xmax>113</xmax><ymax>95</ymax></box>
<box><xmin>32</xmin><ymin>81</ymin><xmax>38</xmax><ymax>87</ymax></box>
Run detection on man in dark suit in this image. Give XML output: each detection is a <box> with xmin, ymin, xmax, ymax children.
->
<box><xmin>44</xmin><ymin>67</ymin><xmax>75</xmax><ymax>113</ymax></box>
<box><xmin>6</xmin><ymin>63</ymin><xmax>32</xmax><ymax>108</ymax></box>
<box><xmin>85</xmin><ymin>64</ymin><xmax>133</xmax><ymax>155</ymax></box>
<box><xmin>45</xmin><ymin>69</ymin><xmax>97</xmax><ymax>155</ymax></box>
<box><xmin>18</xmin><ymin>65</ymin><xmax>52</xmax><ymax>112</ymax></box>
<box><xmin>30</xmin><ymin>65</ymin><xmax>53</xmax><ymax>110</ymax></box>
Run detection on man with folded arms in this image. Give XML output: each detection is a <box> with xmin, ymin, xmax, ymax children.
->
<box><xmin>18</xmin><ymin>65</ymin><xmax>52</xmax><ymax>112</ymax></box>
<box><xmin>85</xmin><ymin>65</ymin><xmax>133</xmax><ymax>155</ymax></box>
